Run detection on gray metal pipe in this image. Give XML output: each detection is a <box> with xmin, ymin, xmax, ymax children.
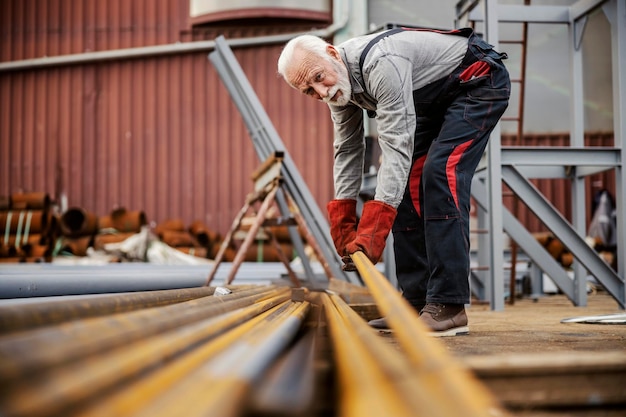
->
<box><xmin>0</xmin><ymin>263</ymin><xmax>290</xmax><ymax>298</ymax></box>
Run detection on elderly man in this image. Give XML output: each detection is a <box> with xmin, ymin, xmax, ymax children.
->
<box><xmin>277</xmin><ymin>27</ymin><xmax>510</xmax><ymax>336</ymax></box>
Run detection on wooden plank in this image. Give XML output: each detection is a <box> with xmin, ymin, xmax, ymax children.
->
<box><xmin>464</xmin><ymin>351</ymin><xmax>626</xmax><ymax>407</ymax></box>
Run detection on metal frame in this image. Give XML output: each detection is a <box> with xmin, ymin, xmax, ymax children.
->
<box><xmin>208</xmin><ymin>36</ymin><xmax>359</xmax><ymax>285</ymax></box>
<box><xmin>457</xmin><ymin>0</ymin><xmax>625</xmax><ymax>309</ymax></box>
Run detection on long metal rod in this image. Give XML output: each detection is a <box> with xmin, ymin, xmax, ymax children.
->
<box><xmin>323</xmin><ymin>291</ymin><xmax>486</xmax><ymax>417</ymax></box>
<box><xmin>75</xmin><ymin>299</ymin><xmax>290</xmax><ymax>417</ymax></box>
<box><xmin>248</xmin><ymin>323</ymin><xmax>319</xmax><ymax>415</ymax></box>
<box><xmin>0</xmin><ymin>285</ymin><xmax>289</xmax><ymax>381</ymax></box>
<box><xmin>0</xmin><ymin>292</ymin><xmax>292</xmax><ymax>417</ymax></box>
<box><xmin>321</xmin><ymin>292</ymin><xmax>420</xmax><ymax>417</ymax></box>
<box><xmin>0</xmin><ymin>263</ymin><xmax>287</xmax><ymax>298</ymax></box>
<box><xmin>0</xmin><ymin>286</ymin><xmax>216</xmax><ymax>333</ymax></box>
<box><xmin>129</xmin><ymin>300</ymin><xmax>310</xmax><ymax>417</ymax></box>
<box><xmin>350</xmin><ymin>251</ymin><xmax>510</xmax><ymax>417</ymax></box>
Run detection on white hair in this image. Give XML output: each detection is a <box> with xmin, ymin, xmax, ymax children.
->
<box><xmin>277</xmin><ymin>35</ymin><xmax>331</xmax><ymax>79</ymax></box>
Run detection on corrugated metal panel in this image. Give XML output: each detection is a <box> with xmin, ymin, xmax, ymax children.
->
<box><xmin>1</xmin><ymin>0</ymin><xmax>336</xmax><ymax>237</ymax></box>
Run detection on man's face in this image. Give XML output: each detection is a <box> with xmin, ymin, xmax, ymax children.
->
<box><xmin>285</xmin><ymin>45</ymin><xmax>352</xmax><ymax>106</ymax></box>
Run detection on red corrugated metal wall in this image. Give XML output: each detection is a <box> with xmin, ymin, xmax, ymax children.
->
<box><xmin>1</xmin><ymin>0</ymin><xmax>336</xmax><ymax>235</ymax></box>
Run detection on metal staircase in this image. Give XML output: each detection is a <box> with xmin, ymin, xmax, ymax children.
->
<box><xmin>457</xmin><ymin>0</ymin><xmax>626</xmax><ymax>310</ymax></box>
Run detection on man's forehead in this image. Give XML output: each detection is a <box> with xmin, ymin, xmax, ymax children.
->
<box><xmin>286</xmin><ymin>50</ymin><xmax>322</xmax><ymax>84</ymax></box>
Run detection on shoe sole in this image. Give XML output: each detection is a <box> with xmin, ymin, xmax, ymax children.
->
<box><xmin>372</xmin><ymin>326</ymin><xmax>470</xmax><ymax>337</ymax></box>
<box><xmin>428</xmin><ymin>325</ymin><xmax>469</xmax><ymax>337</ymax></box>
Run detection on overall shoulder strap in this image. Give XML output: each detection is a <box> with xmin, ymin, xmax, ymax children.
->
<box><xmin>357</xmin><ymin>27</ymin><xmax>473</xmax><ymax>77</ymax></box>
<box><xmin>358</xmin><ymin>28</ymin><xmax>404</xmax><ymax>118</ymax></box>
<box><xmin>358</xmin><ymin>28</ymin><xmax>404</xmax><ymax>78</ymax></box>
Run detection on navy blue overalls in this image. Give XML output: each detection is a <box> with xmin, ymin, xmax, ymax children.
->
<box><xmin>362</xmin><ymin>28</ymin><xmax>511</xmax><ymax>309</ymax></box>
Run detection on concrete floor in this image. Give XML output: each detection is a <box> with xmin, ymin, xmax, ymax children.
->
<box><xmin>379</xmin><ymin>290</ymin><xmax>626</xmax><ymax>416</ymax></box>
<box><xmin>439</xmin><ymin>291</ymin><xmax>625</xmax><ymax>356</ymax></box>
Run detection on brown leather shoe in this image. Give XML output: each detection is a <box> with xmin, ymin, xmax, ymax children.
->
<box><xmin>367</xmin><ymin>317</ymin><xmax>390</xmax><ymax>329</ymax></box>
<box><xmin>420</xmin><ymin>303</ymin><xmax>469</xmax><ymax>337</ymax></box>
<box><xmin>368</xmin><ymin>303</ymin><xmax>424</xmax><ymax>330</ymax></box>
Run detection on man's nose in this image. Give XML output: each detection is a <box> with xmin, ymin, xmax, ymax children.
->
<box><xmin>312</xmin><ymin>84</ymin><xmax>328</xmax><ymax>100</ymax></box>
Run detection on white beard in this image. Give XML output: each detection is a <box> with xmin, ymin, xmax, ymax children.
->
<box><xmin>322</xmin><ymin>59</ymin><xmax>352</xmax><ymax>106</ymax></box>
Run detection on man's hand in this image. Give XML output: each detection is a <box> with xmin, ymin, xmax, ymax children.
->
<box><xmin>327</xmin><ymin>199</ymin><xmax>357</xmax><ymax>257</ymax></box>
<box><xmin>345</xmin><ymin>200</ymin><xmax>396</xmax><ymax>264</ymax></box>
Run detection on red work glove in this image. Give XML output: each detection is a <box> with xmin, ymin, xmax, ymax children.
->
<box><xmin>345</xmin><ymin>200</ymin><xmax>396</xmax><ymax>264</ymax></box>
<box><xmin>327</xmin><ymin>199</ymin><xmax>357</xmax><ymax>257</ymax></box>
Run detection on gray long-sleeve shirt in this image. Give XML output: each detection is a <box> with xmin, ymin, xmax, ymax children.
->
<box><xmin>329</xmin><ymin>30</ymin><xmax>468</xmax><ymax>208</ymax></box>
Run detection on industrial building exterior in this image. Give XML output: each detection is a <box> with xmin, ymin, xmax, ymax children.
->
<box><xmin>0</xmin><ymin>0</ymin><xmax>616</xmax><ymax>238</ymax></box>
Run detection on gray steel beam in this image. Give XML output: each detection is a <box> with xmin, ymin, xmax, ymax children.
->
<box><xmin>501</xmin><ymin>166</ymin><xmax>625</xmax><ymax>308</ymax></box>
<box><xmin>571</xmin><ymin>0</ymin><xmax>609</xmax><ymax>21</ymax></box>
<box><xmin>208</xmin><ymin>36</ymin><xmax>356</xmax><ymax>284</ymax></box>
<box><xmin>605</xmin><ymin>0</ymin><xmax>626</xmax><ymax>305</ymax></box>
<box><xmin>208</xmin><ymin>50</ymin><xmax>319</xmax><ymax>284</ymax></box>
<box><xmin>485</xmin><ymin>0</ymin><xmax>505</xmax><ymax>311</ymax></box>
<box><xmin>500</xmin><ymin>147</ymin><xmax>620</xmax><ymax>167</ymax></box>
<box><xmin>469</xmin><ymin>5</ymin><xmax>570</xmax><ymax>23</ymax></box>
<box><xmin>475</xmin><ymin>164</ymin><xmax>614</xmax><ymax>180</ymax></box>
<box><xmin>208</xmin><ymin>54</ymin><xmax>318</xmax><ymax>283</ymax></box>
<box><xmin>472</xmin><ymin>177</ymin><xmax>576</xmax><ymax>301</ymax></box>
<box><xmin>476</xmin><ymin>148</ymin><xmax>620</xmax><ymax>177</ymax></box>
<box><xmin>469</xmin><ymin>1</ymin><xmax>609</xmax><ymax>24</ymax></box>
<box><xmin>569</xmin><ymin>16</ymin><xmax>589</xmax><ymax>307</ymax></box>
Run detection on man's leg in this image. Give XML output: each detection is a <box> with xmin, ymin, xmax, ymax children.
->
<box><xmin>392</xmin><ymin>116</ymin><xmax>442</xmax><ymax>312</ymax></box>
<box><xmin>393</xmin><ymin>156</ymin><xmax>429</xmax><ymax>312</ymax></box>
<box><xmin>419</xmin><ymin>61</ymin><xmax>510</xmax><ymax>335</ymax></box>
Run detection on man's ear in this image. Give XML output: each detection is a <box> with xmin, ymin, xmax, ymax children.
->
<box><xmin>326</xmin><ymin>45</ymin><xmax>341</xmax><ymax>61</ymax></box>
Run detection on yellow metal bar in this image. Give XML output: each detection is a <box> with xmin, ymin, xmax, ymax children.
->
<box><xmin>321</xmin><ymin>292</ymin><xmax>419</xmax><ymax>417</ymax></box>
<box><xmin>350</xmin><ymin>251</ymin><xmax>510</xmax><ymax>417</ymax></box>
<box><xmin>0</xmin><ymin>290</ymin><xmax>292</xmax><ymax>417</ymax></box>
<box><xmin>0</xmin><ymin>285</ymin><xmax>285</xmax><ymax>382</ymax></box>
<box><xmin>76</xmin><ymin>299</ymin><xmax>295</xmax><ymax>417</ymax></box>
<box><xmin>129</xmin><ymin>300</ymin><xmax>310</xmax><ymax>417</ymax></box>
<box><xmin>328</xmin><ymin>292</ymin><xmax>470</xmax><ymax>417</ymax></box>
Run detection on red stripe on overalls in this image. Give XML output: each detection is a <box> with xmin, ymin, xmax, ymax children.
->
<box><xmin>409</xmin><ymin>154</ymin><xmax>428</xmax><ymax>217</ymax></box>
<box><xmin>446</xmin><ymin>141</ymin><xmax>474</xmax><ymax>210</ymax></box>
